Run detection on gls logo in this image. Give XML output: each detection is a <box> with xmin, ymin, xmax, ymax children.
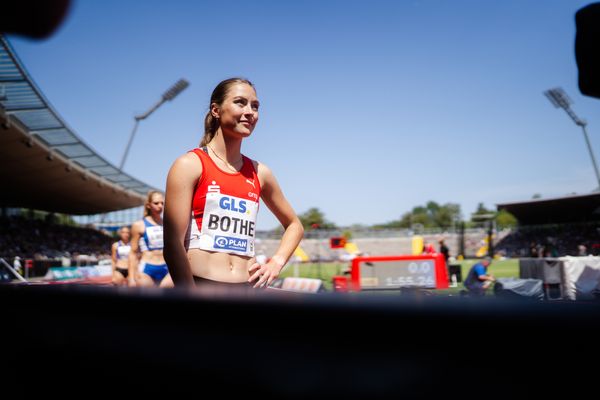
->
<box><xmin>219</xmin><ymin>196</ymin><xmax>247</xmax><ymax>214</ymax></box>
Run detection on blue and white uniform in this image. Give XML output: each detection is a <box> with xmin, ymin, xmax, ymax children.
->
<box><xmin>116</xmin><ymin>240</ymin><xmax>131</xmax><ymax>261</ymax></box>
<box><xmin>139</xmin><ymin>217</ymin><xmax>168</xmax><ymax>284</ymax></box>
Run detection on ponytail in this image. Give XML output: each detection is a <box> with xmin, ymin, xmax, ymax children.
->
<box><xmin>200</xmin><ymin>111</ymin><xmax>218</xmax><ymax>147</ymax></box>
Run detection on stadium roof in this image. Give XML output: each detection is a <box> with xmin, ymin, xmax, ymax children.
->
<box><xmin>0</xmin><ymin>35</ymin><xmax>157</xmax><ymax>215</ymax></box>
<box><xmin>497</xmin><ymin>192</ymin><xmax>600</xmax><ymax>225</ymax></box>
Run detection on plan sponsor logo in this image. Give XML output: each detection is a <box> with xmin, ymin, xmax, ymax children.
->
<box><xmin>214</xmin><ymin>235</ymin><xmax>248</xmax><ymax>252</ymax></box>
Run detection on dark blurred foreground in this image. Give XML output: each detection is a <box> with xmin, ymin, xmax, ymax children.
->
<box><xmin>2</xmin><ymin>284</ymin><xmax>599</xmax><ymax>398</ymax></box>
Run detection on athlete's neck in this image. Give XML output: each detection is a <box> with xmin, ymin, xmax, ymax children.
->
<box><xmin>146</xmin><ymin>214</ymin><xmax>163</xmax><ymax>225</ymax></box>
<box><xmin>210</xmin><ymin>131</ymin><xmax>242</xmax><ymax>162</ymax></box>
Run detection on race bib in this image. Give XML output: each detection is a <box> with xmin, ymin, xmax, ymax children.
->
<box><xmin>198</xmin><ymin>192</ymin><xmax>258</xmax><ymax>256</ymax></box>
<box><xmin>145</xmin><ymin>225</ymin><xmax>163</xmax><ymax>250</ymax></box>
<box><xmin>117</xmin><ymin>245</ymin><xmax>131</xmax><ymax>259</ymax></box>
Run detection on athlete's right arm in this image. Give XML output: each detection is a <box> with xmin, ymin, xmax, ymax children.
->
<box><xmin>128</xmin><ymin>221</ymin><xmax>143</xmax><ymax>287</ymax></box>
<box><xmin>163</xmin><ymin>152</ymin><xmax>202</xmax><ymax>287</ymax></box>
<box><xmin>111</xmin><ymin>242</ymin><xmax>118</xmax><ymax>272</ymax></box>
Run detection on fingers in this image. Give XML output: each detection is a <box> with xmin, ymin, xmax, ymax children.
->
<box><xmin>266</xmin><ymin>274</ymin><xmax>276</xmax><ymax>287</ymax></box>
<box><xmin>253</xmin><ymin>272</ymin><xmax>269</xmax><ymax>289</ymax></box>
<box><xmin>248</xmin><ymin>261</ymin><xmax>281</xmax><ymax>288</ymax></box>
<box><xmin>248</xmin><ymin>262</ymin><xmax>261</xmax><ymax>273</ymax></box>
<box><xmin>250</xmin><ymin>269</ymin><xmax>270</xmax><ymax>288</ymax></box>
<box><xmin>248</xmin><ymin>262</ymin><xmax>262</xmax><ymax>281</ymax></box>
<box><xmin>248</xmin><ymin>268</ymin><xmax>275</xmax><ymax>288</ymax></box>
<box><xmin>248</xmin><ymin>269</ymin><xmax>262</xmax><ymax>283</ymax></box>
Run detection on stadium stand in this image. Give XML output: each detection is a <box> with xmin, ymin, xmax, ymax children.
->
<box><xmin>0</xmin><ymin>215</ymin><xmax>112</xmax><ymax>261</ymax></box>
<box><xmin>0</xmin><ymin>34</ymin><xmax>161</xmax><ymax>279</ymax></box>
<box><xmin>494</xmin><ymin>222</ymin><xmax>600</xmax><ymax>258</ymax></box>
<box><xmin>497</xmin><ymin>192</ymin><xmax>600</xmax><ymax>225</ymax></box>
<box><xmin>494</xmin><ymin>193</ymin><xmax>600</xmax><ymax>257</ymax></box>
<box><xmin>0</xmin><ymin>35</ymin><xmax>158</xmax><ymax>215</ymax></box>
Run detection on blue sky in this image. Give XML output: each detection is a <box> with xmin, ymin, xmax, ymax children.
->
<box><xmin>7</xmin><ymin>0</ymin><xmax>600</xmax><ymax>230</ymax></box>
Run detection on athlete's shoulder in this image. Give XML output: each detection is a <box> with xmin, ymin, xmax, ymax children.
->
<box><xmin>169</xmin><ymin>151</ymin><xmax>203</xmax><ymax>177</ymax></box>
<box><xmin>256</xmin><ymin>160</ymin><xmax>277</xmax><ymax>178</ymax></box>
<box><xmin>131</xmin><ymin>219</ymin><xmax>145</xmax><ymax>232</ymax></box>
<box><xmin>176</xmin><ymin>150</ymin><xmax>203</xmax><ymax>165</ymax></box>
<box><xmin>254</xmin><ymin>159</ymin><xmax>271</xmax><ymax>173</ymax></box>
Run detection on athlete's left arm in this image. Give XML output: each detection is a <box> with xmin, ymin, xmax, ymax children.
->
<box><xmin>249</xmin><ymin>162</ymin><xmax>304</xmax><ymax>288</ymax></box>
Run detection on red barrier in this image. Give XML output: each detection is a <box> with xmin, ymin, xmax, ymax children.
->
<box><xmin>342</xmin><ymin>253</ymin><xmax>448</xmax><ymax>291</ymax></box>
<box><xmin>332</xmin><ymin>276</ymin><xmax>350</xmax><ymax>292</ymax></box>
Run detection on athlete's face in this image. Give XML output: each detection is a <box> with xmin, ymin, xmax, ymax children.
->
<box><xmin>119</xmin><ymin>228</ymin><xmax>131</xmax><ymax>242</ymax></box>
<box><xmin>213</xmin><ymin>83</ymin><xmax>259</xmax><ymax>138</ymax></box>
<box><xmin>148</xmin><ymin>194</ymin><xmax>164</xmax><ymax>215</ymax></box>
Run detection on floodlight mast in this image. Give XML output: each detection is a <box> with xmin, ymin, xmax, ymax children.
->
<box><xmin>119</xmin><ymin>79</ymin><xmax>190</xmax><ymax>171</ymax></box>
<box><xmin>544</xmin><ymin>87</ymin><xmax>600</xmax><ymax>190</ymax></box>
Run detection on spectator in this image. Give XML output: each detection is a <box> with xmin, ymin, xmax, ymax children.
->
<box><xmin>463</xmin><ymin>257</ymin><xmax>495</xmax><ymax>297</ymax></box>
<box><xmin>13</xmin><ymin>256</ymin><xmax>22</xmax><ymax>275</ymax></box>
<box><xmin>438</xmin><ymin>239</ymin><xmax>450</xmax><ymax>264</ymax></box>
<box><xmin>529</xmin><ymin>242</ymin><xmax>538</xmax><ymax>258</ymax></box>
<box><xmin>422</xmin><ymin>241</ymin><xmax>435</xmax><ymax>254</ymax></box>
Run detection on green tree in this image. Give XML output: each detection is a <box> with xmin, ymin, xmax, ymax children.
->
<box><xmin>496</xmin><ymin>209</ymin><xmax>518</xmax><ymax>228</ymax></box>
<box><xmin>472</xmin><ymin>202</ymin><xmax>492</xmax><ymax>216</ymax></box>
<box><xmin>434</xmin><ymin>203</ymin><xmax>461</xmax><ymax>229</ymax></box>
<box><xmin>298</xmin><ymin>207</ymin><xmax>336</xmax><ymax>230</ymax></box>
<box><xmin>470</xmin><ymin>203</ymin><xmax>499</xmax><ymax>228</ymax></box>
<box><xmin>374</xmin><ymin>201</ymin><xmax>461</xmax><ymax>230</ymax></box>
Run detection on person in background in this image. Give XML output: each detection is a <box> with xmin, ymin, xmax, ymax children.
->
<box><xmin>439</xmin><ymin>239</ymin><xmax>450</xmax><ymax>265</ymax></box>
<box><xmin>422</xmin><ymin>241</ymin><xmax>435</xmax><ymax>254</ymax></box>
<box><xmin>463</xmin><ymin>256</ymin><xmax>495</xmax><ymax>296</ymax></box>
<box><xmin>111</xmin><ymin>226</ymin><xmax>131</xmax><ymax>286</ymax></box>
<box><xmin>529</xmin><ymin>242</ymin><xmax>538</xmax><ymax>258</ymax></box>
<box><xmin>13</xmin><ymin>256</ymin><xmax>22</xmax><ymax>276</ymax></box>
<box><xmin>129</xmin><ymin>191</ymin><xmax>173</xmax><ymax>287</ymax></box>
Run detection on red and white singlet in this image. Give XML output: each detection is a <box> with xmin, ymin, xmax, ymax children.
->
<box><xmin>185</xmin><ymin>148</ymin><xmax>261</xmax><ymax>257</ymax></box>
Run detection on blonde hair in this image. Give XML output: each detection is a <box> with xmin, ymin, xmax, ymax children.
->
<box><xmin>200</xmin><ymin>77</ymin><xmax>255</xmax><ymax>147</ymax></box>
<box><xmin>144</xmin><ymin>190</ymin><xmax>164</xmax><ymax>217</ymax></box>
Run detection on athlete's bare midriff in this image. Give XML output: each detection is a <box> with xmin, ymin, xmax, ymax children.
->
<box><xmin>115</xmin><ymin>258</ymin><xmax>129</xmax><ymax>269</ymax></box>
<box><xmin>187</xmin><ymin>248</ymin><xmax>255</xmax><ymax>282</ymax></box>
<box><xmin>141</xmin><ymin>249</ymin><xmax>165</xmax><ymax>265</ymax></box>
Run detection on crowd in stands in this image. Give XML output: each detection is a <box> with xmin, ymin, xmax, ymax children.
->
<box><xmin>494</xmin><ymin>222</ymin><xmax>600</xmax><ymax>258</ymax></box>
<box><xmin>3</xmin><ymin>214</ymin><xmax>600</xmax><ymax>270</ymax></box>
<box><xmin>0</xmin><ymin>215</ymin><xmax>113</xmax><ymax>262</ymax></box>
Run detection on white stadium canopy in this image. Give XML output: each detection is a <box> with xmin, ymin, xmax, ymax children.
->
<box><xmin>0</xmin><ymin>35</ymin><xmax>158</xmax><ymax>215</ymax></box>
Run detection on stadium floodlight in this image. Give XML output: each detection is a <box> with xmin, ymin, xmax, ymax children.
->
<box><xmin>119</xmin><ymin>78</ymin><xmax>190</xmax><ymax>170</ymax></box>
<box><xmin>544</xmin><ymin>87</ymin><xmax>600</xmax><ymax>190</ymax></box>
